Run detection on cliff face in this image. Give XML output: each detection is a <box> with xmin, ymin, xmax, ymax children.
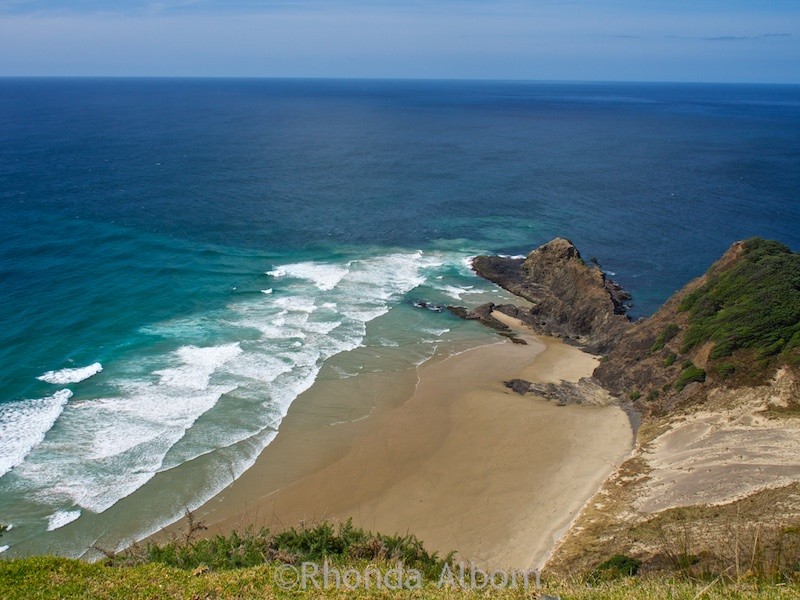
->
<box><xmin>472</xmin><ymin>238</ymin><xmax>632</xmax><ymax>354</ymax></box>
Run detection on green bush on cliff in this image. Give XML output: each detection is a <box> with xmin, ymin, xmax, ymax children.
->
<box><xmin>716</xmin><ymin>362</ymin><xmax>736</xmax><ymax>377</ymax></box>
<box><xmin>678</xmin><ymin>238</ymin><xmax>800</xmax><ymax>361</ymax></box>
<box><xmin>650</xmin><ymin>324</ymin><xmax>680</xmax><ymax>353</ymax></box>
<box><xmin>589</xmin><ymin>554</ymin><xmax>642</xmax><ymax>581</ymax></box>
<box><xmin>675</xmin><ymin>363</ymin><xmax>706</xmax><ymax>391</ymax></box>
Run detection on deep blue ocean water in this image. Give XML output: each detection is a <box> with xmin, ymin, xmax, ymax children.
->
<box><xmin>1</xmin><ymin>78</ymin><xmax>798</xmax><ymax>555</ymax></box>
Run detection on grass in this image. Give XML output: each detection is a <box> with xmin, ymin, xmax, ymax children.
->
<box><xmin>2</xmin><ymin>556</ymin><xmax>799</xmax><ymax>599</ymax></box>
<box><xmin>678</xmin><ymin>238</ymin><xmax>800</xmax><ymax>362</ymax></box>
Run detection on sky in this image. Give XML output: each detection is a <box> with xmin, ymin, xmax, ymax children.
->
<box><xmin>0</xmin><ymin>1</ymin><xmax>797</xmax><ymax>82</ymax></box>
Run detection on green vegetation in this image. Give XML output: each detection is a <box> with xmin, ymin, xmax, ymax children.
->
<box><xmin>646</xmin><ymin>389</ymin><xmax>660</xmax><ymax>402</ymax></box>
<box><xmin>590</xmin><ymin>554</ymin><xmax>642</xmax><ymax>581</ymax></box>
<box><xmin>117</xmin><ymin>520</ymin><xmax>449</xmax><ymax>582</ymax></box>
<box><xmin>678</xmin><ymin>238</ymin><xmax>800</xmax><ymax>361</ymax></box>
<box><xmin>663</xmin><ymin>352</ymin><xmax>677</xmax><ymax>367</ymax></box>
<box><xmin>650</xmin><ymin>324</ymin><xmax>680</xmax><ymax>353</ymax></box>
<box><xmin>629</xmin><ymin>391</ymin><xmax>642</xmax><ymax>401</ymax></box>
<box><xmin>716</xmin><ymin>362</ymin><xmax>736</xmax><ymax>378</ymax></box>
<box><xmin>675</xmin><ymin>363</ymin><xmax>706</xmax><ymax>391</ymax></box>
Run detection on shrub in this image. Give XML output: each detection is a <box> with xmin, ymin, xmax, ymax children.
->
<box><xmin>663</xmin><ymin>352</ymin><xmax>677</xmax><ymax>367</ymax></box>
<box><xmin>138</xmin><ymin>520</ymin><xmax>450</xmax><ymax>581</ymax></box>
<box><xmin>675</xmin><ymin>364</ymin><xmax>706</xmax><ymax>391</ymax></box>
<box><xmin>716</xmin><ymin>362</ymin><xmax>736</xmax><ymax>377</ymax></box>
<box><xmin>629</xmin><ymin>391</ymin><xmax>642</xmax><ymax>401</ymax></box>
<box><xmin>647</xmin><ymin>389</ymin><xmax>660</xmax><ymax>402</ymax></box>
<box><xmin>589</xmin><ymin>554</ymin><xmax>642</xmax><ymax>581</ymax></box>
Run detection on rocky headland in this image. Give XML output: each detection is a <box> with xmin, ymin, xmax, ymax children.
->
<box><xmin>470</xmin><ymin>237</ymin><xmax>632</xmax><ymax>354</ymax></box>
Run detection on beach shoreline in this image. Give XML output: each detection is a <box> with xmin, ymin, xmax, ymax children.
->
<box><xmin>176</xmin><ymin>316</ymin><xmax>633</xmax><ymax>570</ymax></box>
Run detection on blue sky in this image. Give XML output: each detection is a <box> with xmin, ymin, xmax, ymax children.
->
<box><xmin>0</xmin><ymin>1</ymin><xmax>797</xmax><ymax>82</ymax></box>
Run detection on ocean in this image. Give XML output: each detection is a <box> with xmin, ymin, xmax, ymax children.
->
<box><xmin>1</xmin><ymin>78</ymin><xmax>798</xmax><ymax>557</ymax></box>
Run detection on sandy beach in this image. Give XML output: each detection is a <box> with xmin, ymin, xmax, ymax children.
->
<box><xmin>188</xmin><ymin>319</ymin><xmax>633</xmax><ymax>570</ymax></box>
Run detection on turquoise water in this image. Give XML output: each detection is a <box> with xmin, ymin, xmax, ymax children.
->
<box><xmin>1</xmin><ymin>79</ymin><xmax>798</xmax><ymax>556</ymax></box>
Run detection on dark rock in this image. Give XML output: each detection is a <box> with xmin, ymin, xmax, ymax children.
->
<box><xmin>446</xmin><ymin>305</ymin><xmax>469</xmax><ymax>319</ymax></box>
<box><xmin>411</xmin><ymin>299</ymin><xmax>444</xmax><ymax>312</ymax></box>
<box><xmin>504</xmin><ymin>379</ymin><xmax>533</xmax><ymax>395</ymax></box>
<box><xmin>497</xmin><ymin>331</ymin><xmax>529</xmax><ymax>345</ymax></box>
<box><xmin>448</xmin><ymin>303</ymin><xmax>530</xmax><ymax>343</ymax></box>
<box><xmin>472</xmin><ymin>238</ymin><xmax>633</xmax><ymax>353</ymax></box>
<box><xmin>494</xmin><ymin>304</ymin><xmax>520</xmax><ymax>318</ymax></box>
<box><xmin>525</xmin><ymin>377</ymin><xmax>613</xmax><ymax>406</ymax></box>
<box><xmin>466</xmin><ymin>303</ymin><xmax>512</xmax><ymax>332</ymax></box>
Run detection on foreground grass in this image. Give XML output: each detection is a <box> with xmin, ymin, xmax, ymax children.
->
<box><xmin>2</xmin><ymin>556</ymin><xmax>799</xmax><ymax>600</ymax></box>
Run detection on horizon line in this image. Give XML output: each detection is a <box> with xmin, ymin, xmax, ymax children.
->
<box><xmin>1</xmin><ymin>75</ymin><xmax>799</xmax><ymax>87</ymax></box>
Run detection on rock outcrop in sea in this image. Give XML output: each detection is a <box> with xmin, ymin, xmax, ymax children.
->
<box><xmin>470</xmin><ymin>237</ymin><xmax>632</xmax><ymax>354</ymax></box>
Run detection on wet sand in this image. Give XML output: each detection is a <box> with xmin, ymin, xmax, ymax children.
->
<box><xmin>187</xmin><ymin>322</ymin><xmax>632</xmax><ymax>570</ymax></box>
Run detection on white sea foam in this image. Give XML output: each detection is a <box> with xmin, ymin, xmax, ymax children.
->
<box><xmin>11</xmin><ymin>344</ymin><xmax>243</xmax><ymax>512</ymax></box>
<box><xmin>260</xmin><ymin>288</ymin><xmax>273</xmax><ymax>294</ymax></box>
<box><xmin>47</xmin><ymin>509</ymin><xmax>81</xmax><ymax>531</ymax></box>
<box><xmin>304</xmin><ymin>320</ymin><xmax>343</xmax><ymax>335</ymax></box>
<box><xmin>422</xmin><ymin>327</ymin><xmax>451</xmax><ymax>337</ymax></box>
<box><xmin>37</xmin><ymin>363</ymin><xmax>103</xmax><ymax>385</ymax></box>
<box><xmin>154</xmin><ymin>344</ymin><xmax>241</xmax><ymax>390</ymax></box>
<box><xmin>268</xmin><ymin>261</ymin><xmax>350</xmax><ymax>291</ymax></box>
<box><xmin>435</xmin><ymin>284</ymin><xmax>475</xmax><ymax>300</ymax></box>
<box><xmin>0</xmin><ymin>546</ymin><xmax>8</xmax><ymax>554</ymax></box>
<box><xmin>0</xmin><ymin>389</ymin><xmax>72</xmax><ymax>478</ymax></box>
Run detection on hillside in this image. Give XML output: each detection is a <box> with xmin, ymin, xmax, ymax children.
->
<box><xmin>594</xmin><ymin>237</ymin><xmax>800</xmax><ymax>416</ymax></box>
<box><xmin>474</xmin><ymin>237</ymin><xmax>800</xmax><ymax>579</ymax></box>
<box><xmin>466</xmin><ymin>237</ymin><xmax>800</xmax><ymax>578</ymax></box>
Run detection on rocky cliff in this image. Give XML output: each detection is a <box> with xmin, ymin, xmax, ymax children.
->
<box><xmin>471</xmin><ymin>237</ymin><xmax>632</xmax><ymax>353</ymax></box>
